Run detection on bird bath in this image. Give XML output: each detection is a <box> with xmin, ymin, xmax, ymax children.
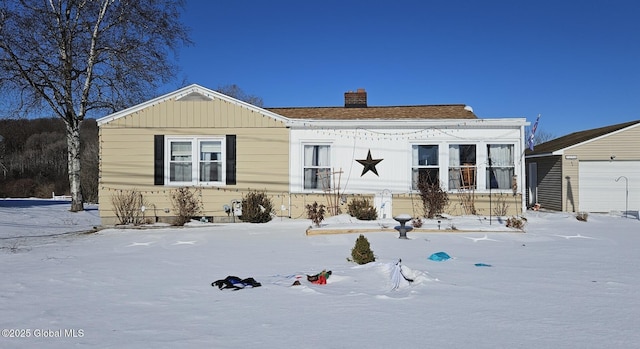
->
<box><xmin>393</xmin><ymin>214</ymin><xmax>413</xmax><ymax>239</ymax></box>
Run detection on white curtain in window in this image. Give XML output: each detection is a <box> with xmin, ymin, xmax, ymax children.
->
<box><xmin>304</xmin><ymin>145</ymin><xmax>329</xmax><ymax>189</ymax></box>
<box><xmin>305</xmin><ymin>145</ymin><xmax>329</xmax><ymax>166</ymax></box>
<box><xmin>488</xmin><ymin>145</ymin><xmax>514</xmax><ymax>189</ymax></box>
<box><xmin>448</xmin><ymin>145</ymin><xmax>462</xmax><ymax>188</ymax></box>
<box><xmin>304</xmin><ymin>146</ymin><xmax>315</xmax><ymax>189</ymax></box>
<box><xmin>304</xmin><ymin>145</ymin><xmax>314</xmax><ymax>166</ymax></box>
<box><xmin>449</xmin><ymin>145</ymin><xmax>461</xmax><ymax>166</ymax></box>
<box><xmin>200</xmin><ymin>163</ymin><xmax>221</xmax><ymax>182</ymax></box>
<box><xmin>412</xmin><ymin>145</ymin><xmax>419</xmax><ymax>166</ymax></box>
<box><xmin>489</xmin><ymin>145</ymin><xmax>513</xmax><ymax>167</ymax></box>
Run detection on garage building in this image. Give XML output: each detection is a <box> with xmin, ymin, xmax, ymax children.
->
<box><xmin>525</xmin><ymin>120</ymin><xmax>640</xmax><ymax>217</ymax></box>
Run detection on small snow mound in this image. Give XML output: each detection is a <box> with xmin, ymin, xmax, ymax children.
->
<box><xmin>323</xmin><ymin>214</ymin><xmax>360</xmax><ymax>224</ymax></box>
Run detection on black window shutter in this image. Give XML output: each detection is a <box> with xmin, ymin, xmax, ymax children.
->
<box><xmin>154</xmin><ymin>135</ymin><xmax>164</xmax><ymax>185</ymax></box>
<box><xmin>226</xmin><ymin>135</ymin><xmax>236</xmax><ymax>185</ymax></box>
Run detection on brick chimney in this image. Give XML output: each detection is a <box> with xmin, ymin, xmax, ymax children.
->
<box><xmin>344</xmin><ymin>88</ymin><xmax>367</xmax><ymax>108</ymax></box>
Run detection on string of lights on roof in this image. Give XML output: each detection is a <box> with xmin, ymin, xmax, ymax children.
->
<box><xmin>295</xmin><ymin>126</ymin><xmax>519</xmax><ymax>142</ymax></box>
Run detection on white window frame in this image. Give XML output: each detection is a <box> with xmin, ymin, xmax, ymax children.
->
<box><xmin>302</xmin><ymin>143</ymin><xmax>332</xmax><ymax>191</ymax></box>
<box><xmin>486</xmin><ymin>143</ymin><xmax>515</xmax><ymax>191</ymax></box>
<box><xmin>448</xmin><ymin>144</ymin><xmax>477</xmax><ymax>191</ymax></box>
<box><xmin>411</xmin><ymin>144</ymin><xmax>440</xmax><ymax>190</ymax></box>
<box><xmin>165</xmin><ymin>136</ymin><xmax>226</xmax><ymax>186</ymax></box>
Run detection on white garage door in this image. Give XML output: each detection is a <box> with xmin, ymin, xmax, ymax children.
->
<box><xmin>579</xmin><ymin>161</ymin><xmax>640</xmax><ymax>213</ymax></box>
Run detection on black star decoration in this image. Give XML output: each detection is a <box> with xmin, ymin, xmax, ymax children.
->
<box><xmin>356</xmin><ymin>150</ymin><xmax>383</xmax><ymax>176</ymax></box>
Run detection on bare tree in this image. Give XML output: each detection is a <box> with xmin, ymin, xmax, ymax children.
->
<box><xmin>0</xmin><ymin>0</ymin><xmax>190</xmax><ymax>211</ymax></box>
<box><xmin>533</xmin><ymin>129</ymin><xmax>556</xmax><ymax>145</ymax></box>
<box><xmin>216</xmin><ymin>84</ymin><xmax>264</xmax><ymax>107</ymax></box>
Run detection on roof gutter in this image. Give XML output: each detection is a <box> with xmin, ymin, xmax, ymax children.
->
<box><xmin>288</xmin><ymin>118</ymin><xmax>528</xmax><ymax>129</ymax></box>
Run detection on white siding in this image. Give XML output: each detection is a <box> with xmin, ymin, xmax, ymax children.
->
<box><xmin>289</xmin><ymin>126</ymin><xmax>525</xmax><ymax>195</ymax></box>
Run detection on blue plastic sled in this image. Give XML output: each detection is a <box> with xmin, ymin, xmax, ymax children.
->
<box><xmin>428</xmin><ymin>252</ymin><xmax>451</xmax><ymax>261</ymax></box>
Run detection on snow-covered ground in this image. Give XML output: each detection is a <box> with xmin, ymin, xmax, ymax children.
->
<box><xmin>1</xmin><ymin>199</ymin><xmax>639</xmax><ymax>348</ymax></box>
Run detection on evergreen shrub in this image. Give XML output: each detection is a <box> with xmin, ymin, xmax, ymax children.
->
<box><xmin>347</xmin><ymin>197</ymin><xmax>378</xmax><ymax>220</ymax></box>
<box><xmin>350</xmin><ymin>234</ymin><xmax>375</xmax><ymax>265</ymax></box>
<box><xmin>240</xmin><ymin>190</ymin><xmax>274</xmax><ymax>223</ymax></box>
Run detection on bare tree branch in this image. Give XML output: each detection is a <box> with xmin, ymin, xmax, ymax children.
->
<box><xmin>0</xmin><ymin>0</ymin><xmax>191</xmax><ymax>210</ymax></box>
<box><xmin>216</xmin><ymin>84</ymin><xmax>265</xmax><ymax>107</ymax></box>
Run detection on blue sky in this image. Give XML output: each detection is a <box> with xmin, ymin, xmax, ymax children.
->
<box><xmin>174</xmin><ymin>0</ymin><xmax>640</xmax><ymax>138</ymax></box>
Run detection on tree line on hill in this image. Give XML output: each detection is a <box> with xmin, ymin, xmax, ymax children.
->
<box><xmin>0</xmin><ymin>85</ymin><xmax>261</xmax><ymax>205</ymax></box>
<box><xmin>0</xmin><ymin>118</ymin><xmax>98</xmax><ymax>203</ymax></box>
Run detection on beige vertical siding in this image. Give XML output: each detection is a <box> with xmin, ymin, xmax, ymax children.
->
<box><xmin>106</xmin><ymin>97</ymin><xmax>283</xmax><ymax>129</ymax></box>
<box><xmin>99</xmin><ymin>96</ymin><xmax>288</xmax><ymax>225</ymax></box>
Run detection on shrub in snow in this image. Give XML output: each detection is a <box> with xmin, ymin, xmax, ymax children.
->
<box><xmin>350</xmin><ymin>234</ymin><xmax>375</xmax><ymax>265</ymax></box>
<box><xmin>111</xmin><ymin>189</ymin><xmax>148</xmax><ymax>225</ymax></box>
<box><xmin>347</xmin><ymin>197</ymin><xmax>377</xmax><ymax>221</ymax></box>
<box><xmin>171</xmin><ymin>187</ymin><xmax>203</xmax><ymax>226</ymax></box>
<box><xmin>492</xmin><ymin>194</ymin><xmax>510</xmax><ymax>216</ymax></box>
<box><xmin>411</xmin><ymin>217</ymin><xmax>423</xmax><ymax>228</ymax></box>
<box><xmin>305</xmin><ymin>201</ymin><xmax>326</xmax><ymax>227</ymax></box>
<box><xmin>506</xmin><ymin>216</ymin><xmax>525</xmax><ymax>229</ymax></box>
<box><xmin>240</xmin><ymin>190</ymin><xmax>274</xmax><ymax>223</ymax></box>
<box><xmin>417</xmin><ymin>177</ymin><xmax>449</xmax><ymax>219</ymax></box>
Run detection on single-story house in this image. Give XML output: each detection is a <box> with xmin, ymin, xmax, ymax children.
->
<box><xmin>525</xmin><ymin>120</ymin><xmax>640</xmax><ymax>215</ymax></box>
<box><xmin>97</xmin><ymin>84</ymin><xmax>529</xmax><ymax>225</ymax></box>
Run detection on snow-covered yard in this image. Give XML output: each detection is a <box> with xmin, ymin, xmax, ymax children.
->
<box><xmin>1</xmin><ymin>199</ymin><xmax>639</xmax><ymax>348</ymax></box>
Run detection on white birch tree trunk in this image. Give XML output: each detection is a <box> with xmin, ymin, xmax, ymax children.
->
<box><xmin>66</xmin><ymin>119</ymin><xmax>83</xmax><ymax>212</ymax></box>
<box><xmin>0</xmin><ymin>0</ymin><xmax>191</xmax><ymax>214</ymax></box>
